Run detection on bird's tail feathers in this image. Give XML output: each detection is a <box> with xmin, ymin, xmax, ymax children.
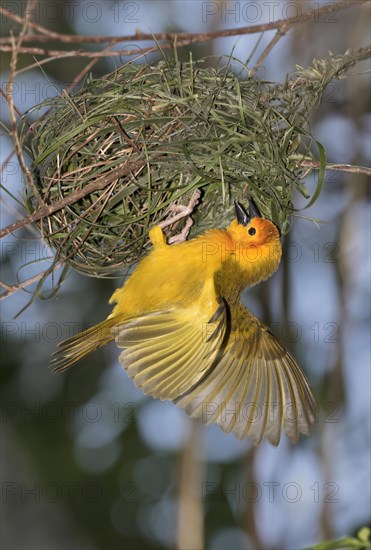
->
<box><xmin>50</xmin><ymin>317</ymin><xmax>117</xmax><ymax>373</ymax></box>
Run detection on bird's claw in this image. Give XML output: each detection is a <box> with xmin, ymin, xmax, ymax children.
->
<box><xmin>159</xmin><ymin>189</ymin><xmax>201</xmax><ymax>244</ymax></box>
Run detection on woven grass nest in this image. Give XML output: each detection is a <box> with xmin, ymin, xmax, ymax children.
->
<box><xmin>22</xmin><ymin>55</ymin><xmax>331</xmax><ymax>277</ymax></box>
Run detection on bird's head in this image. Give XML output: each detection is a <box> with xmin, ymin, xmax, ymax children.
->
<box><xmin>226</xmin><ymin>200</ymin><xmax>282</xmax><ymax>284</ymax></box>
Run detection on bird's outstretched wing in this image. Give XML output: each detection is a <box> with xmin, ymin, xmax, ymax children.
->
<box><xmin>115</xmin><ymin>296</ymin><xmax>317</xmax><ymax>445</ymax></box>
<box><xmin>175</xmin><ymin>302</ymin><xmax>317</xmax><ymax>445</ymax></box>
<box><xmin>114</xmin><ymin>297</ymin><xmax>229</xmax><ymax>401</ymax></box>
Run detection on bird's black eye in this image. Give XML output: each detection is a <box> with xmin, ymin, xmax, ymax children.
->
<box><xmin>248</xmin><ymin>227</ymin><xmax>256</xmax><ymax>236</ymax></box>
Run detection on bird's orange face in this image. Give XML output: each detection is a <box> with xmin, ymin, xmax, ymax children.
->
<box><xmin>229</xmin><ymin>216</ymin><xmax>279</xmax><ymax>246</ymax></box>
<box><xmin>226</xmin><ymin>217</ymin><xmax>282</xmax><ymax>283</ymax></box>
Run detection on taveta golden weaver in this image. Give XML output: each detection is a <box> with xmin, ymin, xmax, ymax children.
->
<box><xmin>51</xmin><ymin>196</ymin><xmax>317</xmax><ymax>445</ymax></box>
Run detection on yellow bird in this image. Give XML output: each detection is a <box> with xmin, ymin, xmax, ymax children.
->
<box><xmin>51</xmin><ymin>194</ymin><xmax>317</xmax><ymax>446</ymax></box>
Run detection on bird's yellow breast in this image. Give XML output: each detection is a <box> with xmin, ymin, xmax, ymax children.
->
<box><xmin>109</xmin><ymin>228</ymin><xmax>228</xmax><ymax>319</ymax></box>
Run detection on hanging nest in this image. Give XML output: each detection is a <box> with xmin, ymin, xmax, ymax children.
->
<box><xmin>20</xmin><ymin>50</ymin><xmax>364</xmax><ymax>277</ymax></box>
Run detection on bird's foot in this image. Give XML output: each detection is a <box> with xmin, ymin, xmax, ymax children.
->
<box><xmin>159</xmin><ymin>189</ymin><xmax>201</xmax><ymax>244</ymax></box>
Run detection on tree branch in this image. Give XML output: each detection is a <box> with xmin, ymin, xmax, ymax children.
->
<box><xmin>0</xmin><ymin>1</ymin><xmax>367</xmax><ymax>52</ymax></box>
<box><xmin>0</xmin><ymin>160</ymin><xmax>146</xmax><ymax>239</ymax></box>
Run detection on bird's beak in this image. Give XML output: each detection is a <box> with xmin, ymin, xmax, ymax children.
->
<box><xmin>234</xmin><ymin>199</ymin><xmax>261</xmax><ymax>226</ymax></box>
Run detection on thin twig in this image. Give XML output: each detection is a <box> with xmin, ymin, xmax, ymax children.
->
<box><xmin>15</xmin><ymin>45</ymin><xmax>158</xmax><ymax>75</ymax></box>
<box><xmin>0</xmin><ymin>263</ymin><xmax>62</xmax><ymax>300</ymax></box>
<box><xmin>112</xmin><ymin>117</ymin><xmax>142</xmax><ymax>154</ymax></box>
<box><xmin>253</xmin><ymin>21</ymin><xmax>290</xmax><ymax>71</ymax></box>
<box><xmin>299</xmin><ymin>160</ymin><xmax>371</xmax><ymax>176</ymax></box>
<box><xmin>0</xmin><ymin>44</ymin><xmax>166</xmax><ymax>60</ymax></box>
<box><xmin>0</xmin><ymin>88</ymin><xmax>30</xmax><ymax>126</ymax></box>
<box><xmin>6</xmin><ymin>1</ymin><xmax>41</xmax><ymax>205</ymax></box>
